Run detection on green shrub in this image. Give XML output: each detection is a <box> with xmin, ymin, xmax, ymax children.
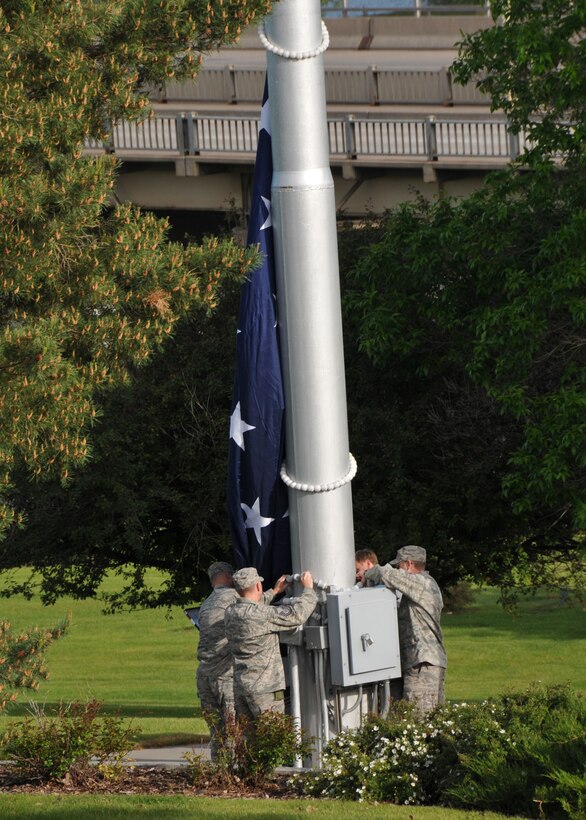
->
<box><xmin>298</xmin><ymin>684</ymin><xmax>585</xmax><ymax>818</ymax></box>
<box><xmin>1</xmin><ymin>699</ymin><xmax>137</xmax><ymax>783</ymax></box>
<box><xmin>245</xmin><ymin>709</ymin><xmax>311</xmax><ymax>776</ymax></box>
<box><xmin>184</xmin><ymin>710</ymin><xmax>248</xmax><ymax>789</ymax></box>
<box><xmin>446</xmin><ymin>684</ymin><xmax>586</xmax><ymax>819</ymax></box>
<box><xmin>443</xmin><ymin>581</ymin><xmax>476</xmax><ymax>614</ymax></box>
<box><xmin>186</xmin><ymin>709</ymin><xmax>311</xmax><ymax>787</ymax></box>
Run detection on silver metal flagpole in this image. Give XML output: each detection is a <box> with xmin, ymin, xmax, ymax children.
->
<box><xmin>261</xmin><ymin>0</ymin><xmax>358</xmax><ymax>745</ymax></box>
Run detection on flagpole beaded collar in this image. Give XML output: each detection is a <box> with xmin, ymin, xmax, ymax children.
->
<box><xmin>258</xmin><ymin>20</ymin><xmax>330</xmax><ymax>60</ymax></box>
<box><xmin>280</xmin><ymin>453</ymin><xmax>357</xmax><ymax>494</ymax></box>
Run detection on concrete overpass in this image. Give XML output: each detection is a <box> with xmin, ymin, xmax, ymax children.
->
<box><xmin>106</xmin><ymin>14</ymin><xmax>507</xmax><ymax>216</ymax></box>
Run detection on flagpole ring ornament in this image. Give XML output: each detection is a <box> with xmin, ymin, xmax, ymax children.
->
<box><xmin>280</xmin><ymin>453</ymin><xmax>357</xmax><ymax>493</ymax></box>
<box><xmin>258</xmin><ymin>20</ymin><xmax>330</xmax><ymax>60</ymax></box>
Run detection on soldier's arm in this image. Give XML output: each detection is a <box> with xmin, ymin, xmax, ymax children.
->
<box><xmin>365</xmin><ymin>564</ymin><xmax>428</xmax><ymax>603</ymax></box>
<box><xmin>265</xmin><ymin>587</ymin><xmax>318</xmax><ymax>631</ymax></box>
<box><xmin>260</xmin><ymin>573</ymin><xmax>290</xmax><ymax>604</ymax></box>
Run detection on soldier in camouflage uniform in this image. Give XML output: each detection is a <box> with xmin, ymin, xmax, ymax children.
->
<box><xmin>363</xmin><ymin>545</ymin><xmax>447</xmax><ymax>717</ymax></box>
<box><xmin>196</xmin><ymin>561</ymin><xmax>238</xmax><ymax>760</ymax></box>
<box><xmin>224</xmin><ymin>567</ymin><xmax>317</xmax><ymax>723</ymax></box>
<box><xmin>355</xmin><ymin>548</ymin><xmax>378</xmax><ymax>584</ymax></box>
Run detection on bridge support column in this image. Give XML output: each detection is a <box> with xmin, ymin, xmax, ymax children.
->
<box><xmin>175</xmin><ymin>158</ymin><xmax>201</xmax><ymax>177</ymax></box>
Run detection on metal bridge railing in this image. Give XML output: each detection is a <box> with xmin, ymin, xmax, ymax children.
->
<box><xmin>321</xmin><ymin>2</ymin><xmax>491</xmax><ymax>16</ymax></box>
<box><xmin>88</xmin><ymin>113</ymin><xmax>524</xmax><ymax>164</ymax></box>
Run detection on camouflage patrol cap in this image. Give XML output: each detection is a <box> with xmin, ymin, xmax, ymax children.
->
<box><xmin>390</xmin><ymin>545</ymin><xmax>427</xmax><ymax>565</ymax></box>
<box><xmin>232</xmin><ymin>567</ymin><xmax>263</xmax><ymax>591</ymax></box>
<box><xmin>207</xmin><ymin>561</ymin><xmax>234</xmax><ymax>581</ymax></box>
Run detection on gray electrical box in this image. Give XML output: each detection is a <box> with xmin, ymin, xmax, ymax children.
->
<box><xmin>326</xmin><ymin>587</ymin><xmax>401</xmax><ymax>687</ymax></box>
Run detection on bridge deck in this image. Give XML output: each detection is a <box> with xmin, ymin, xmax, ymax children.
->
<box><xmin>103</xmin><ymin>15</ymin><xmax>514</xmax><ymax>214</ymax></box>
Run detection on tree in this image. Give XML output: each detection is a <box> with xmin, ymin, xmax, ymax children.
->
<box><xmin>0</xmin><ymin>616</ymin><xmax>69</xmax><ymax>709</ymax></box>
<box><xmin>336</xmin><ymin>2</ymin><xmax>586</xmax><ymax>595</ymax></box>
<box><xmin>452</xmin><ymin>0</ymin><xmax>586</xmax><ymax>165</ymax></box>
<box><xmin>2</xmin><ymin>282</ymin><xmax>242</xmax><ymax>608</ymax></box>
<box><xmin>342</xmin><ymin>168</ymin><xmax>585</xmax><ymax>594</ymax></box>
<box><xmin>0</xmin><ymin>0</ymin><xmax>268</xmax><ymax>537</ymax></box>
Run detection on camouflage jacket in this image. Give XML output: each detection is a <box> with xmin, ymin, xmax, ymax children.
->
<box><xmin>365</xmin><ymin>564</ymin><xmax>447</xmax><ymax>670</ymax></box>
<box><xmin>196</xmin><ymin>586</ymin><xmax>239</xmax><ymax>679</ymax></box>
<box><xmin>224</xmin><ymin>587</ymin><xmax>318</xmax><ymax>695</ymax></box>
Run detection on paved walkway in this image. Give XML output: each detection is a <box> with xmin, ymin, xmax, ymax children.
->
<box><xmin>126</xmin><ymin>744</ymin><xmax>209</xmax><ymax>768</ymax></box>
<box><xmin>126</xmin><ymin>744</ymin><xmax>308</xmax><ymax>774</ymax></box>
<box><xmin>1</xmin><ymin>744</ymin><xmax>308</xmax><ymax>774</ymax></box>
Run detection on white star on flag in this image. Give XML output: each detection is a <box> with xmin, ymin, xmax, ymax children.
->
<box><xmin>260</xmin><ymin>196</ymin><xmax>272</xmax><ymax>231</ymax></box>
<box><xmin>230</xmin><ymin>401</ymin><xmax>255</xmax><ymax>450</ymax></box>
<box><xmin>260</xmin><ymin>97</ymin><xmax>270</xmax><ymax>136</ymax></box>
<box><xmin>241</xmin><ymin>497</ymin><xmax>274</xmax><ymax>545</ymax></box>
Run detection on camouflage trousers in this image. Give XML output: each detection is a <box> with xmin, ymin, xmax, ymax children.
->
<box><xmin>196</xmin><ymin>670</ymin><xmax>234</xmax><ymax>761</ymax></box>
<box><xmin>402</xmin><ymin>662</ymin><xmax>446</xmax><ymax>718</ymax></box>
<box><xmin>234</xmin><ymin>688</ymin><xmax>285</xmax><ymax>724</ymax></box>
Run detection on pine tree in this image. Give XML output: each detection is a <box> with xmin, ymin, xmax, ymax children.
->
<box><xmin>0</xmin><ymin>0</ymin><xmax>269</xmax><ymax>535</ymax></box>
<box><xmin>0</xmin><ymin>616</ymin><xmax>69</xmax><ymax>708</ymax></box>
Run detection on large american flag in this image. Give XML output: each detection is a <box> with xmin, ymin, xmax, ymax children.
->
<box><xmin>227</xmin><ymin>82</ymin><xmax>292</xmax><ymax>585</ymax></box>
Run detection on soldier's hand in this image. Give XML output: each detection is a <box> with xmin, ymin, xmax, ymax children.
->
<box><xmin>299</xmin><ymin>571</ymin><xmax>313</xmax><ymax>589</ymax></box>
<box><xmin>273</xmin><ymin>575</ymin><xmax>289</xmax><ymax>595</ymax></box>
<box><xmin>363</xmin><ymin>565</ymin><xmax>382</xmax><ymax>586</ymax></box>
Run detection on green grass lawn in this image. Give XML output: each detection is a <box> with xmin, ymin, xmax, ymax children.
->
<box><xmin>0</xmin><ymin>570</ymin><xmax>202</xmax><ymax>746</ymax></box>
<box><xmin>0</xmin><ymin>571</ymin><xmax>584</xmax><ymax>747</ymax></box>
<box><xmin>0</xmin><ymin>794</ymin><xmax>528</xmax><ymax>819</ymax></box>
<box><xmin>443</xmin><ymin>586</ymin><xmax>585</xmax><ymax>700</ymax></box>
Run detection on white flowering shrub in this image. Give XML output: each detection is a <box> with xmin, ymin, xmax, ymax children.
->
<box><xmin>299</xmin><ymin>699</ymin><xmax>507</xmax><ymax>806</ymax></box>
<box><xmin>297</xmin><ymin>684</ymin><xmax>585</xmax><ymax>819</ymax></box>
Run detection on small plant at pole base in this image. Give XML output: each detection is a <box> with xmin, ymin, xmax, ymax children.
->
<box><xmin>243</xmin><ymin>710</ymin><xmax>312</xmax><ymax>782</ymax></box>
<box><xmin>0</xmin><ymin>616</ymin><xmax>69</xmax><ymax>710</ymax></box>
<box><xmin>183</xmin><ymin>708</ymin><xmax>248</xmax><ymax>790</ymax></box>
<box><xmin>185</xmin><ymin>709</ymin><xmax>311</xmax><ymax>788</ymax></box>
<box><xmin>1</xmin><ymin>699</ymin><xmax>138</xmax><ymax>784</ymax></box>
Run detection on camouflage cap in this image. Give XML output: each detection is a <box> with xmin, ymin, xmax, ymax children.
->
<box><xmin>207</xmin><ymin>561</ymin><xmax>234</xmax><ymax>581</ymax></box>
<box><xmin>390</xmin><ymin>545</ymin><xmax>427</xmax><ymax>565</ymax></box>
<box><xmin>232</xmin><ymin>567</ymin><xmax>263</xmax><ymax>591</ymax></box>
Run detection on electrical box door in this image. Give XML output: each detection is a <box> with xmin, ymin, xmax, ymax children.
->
<box><xmin>327</xmin><ymin>587</ymin><xmax>401</xmax><ymax>687</ymax></box>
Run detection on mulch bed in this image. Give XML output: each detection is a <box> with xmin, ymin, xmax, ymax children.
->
<box><xmin>0</xmin><ymin>765</ymin><xmax>298</xmax><ymax>798</ymax></box>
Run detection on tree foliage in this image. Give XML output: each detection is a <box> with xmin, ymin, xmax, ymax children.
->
<box><xmin>0</xmin><ymin>0</ymin><xmax>268</xmax><ymax>536</ymax></box>
<box><xmin>452</xmin><ymin>0</ymin><xmax>586</xmax><ymax>165</ymax></box>
<box><xmin>2</xmin><ymin>282</ymin><xmax>241</xmax><ymax>608</ymax></box>
<box><xmin>0</xmin><ymin>616</ymin><xmax>69</xmax><ymax>709</ymax></box>
<box><xmin>342</xmin><ymin>169</ymin><xmax>585</xmax><ymax>591</ymax></box>
<box><xmin>340</xmin><ymin>2</ymin><xmax>586</xmax><ymax>592</ymax></box>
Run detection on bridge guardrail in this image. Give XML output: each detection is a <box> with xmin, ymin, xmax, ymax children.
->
<box><xmin>86</xmin><ymin>112</ymin><xmax>525</xmax><ymax>165</ymax></box>
<box><xmin>162</xmin><ymin>66</ymin><xmax>490</xmax><ymax>106</ymax></box>
<box><xmin>320</xmin><ymin>3</ymin><xmax>491</xmax><ymax>17</ymax></box>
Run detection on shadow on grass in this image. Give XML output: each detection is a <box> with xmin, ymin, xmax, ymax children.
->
<box><xmin>133</xmin><ymin>732</ymin><xmax>208</xmax><ymax>748</ymax></box>
<box><xmin>2</xmin><ymin>702</ymin><xmax>203</xmax><ymax>719</ymax></box>
<box><xmin>0</xmin><ymin>798</ymin><xmax>263</xmax><ymax>819</ymax></box>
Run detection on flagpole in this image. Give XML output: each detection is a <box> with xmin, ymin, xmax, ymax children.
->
<box><xmin>263</xmin><ymin>0</ymin><xmax>358</xmax><ymax>744</ymax></box>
